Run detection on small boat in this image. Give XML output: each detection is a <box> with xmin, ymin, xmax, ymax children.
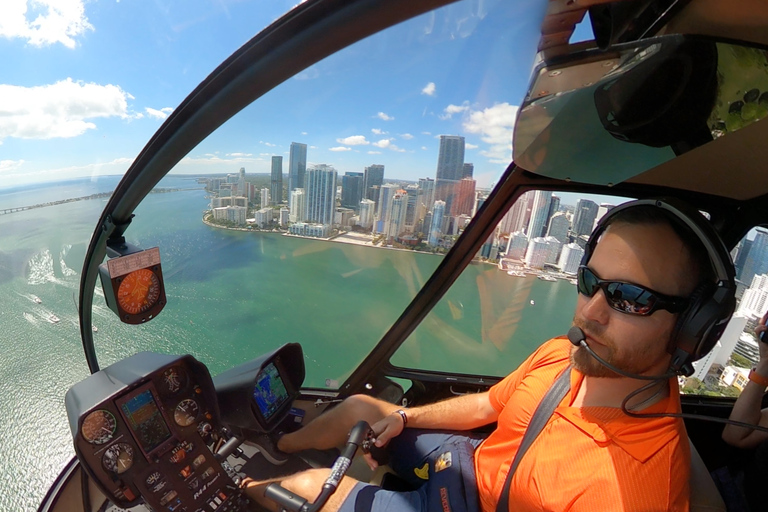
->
<box><xmin>537</xmin><ymin>275</ymin><xmax>557</xmax><ymax>282</ymax></box>
<box><xmin>507</xmin><ymin>270</ymin><xmax>526</xmax><ymax>277</ymax></box>
<box><xmin>32</xmin><ymin>295</ymin><xmax>42</xmax><ymax>304</ymax></box>
<box><xmin>92</xmin><ymin>326</ymin><xmax>98</xmax><ymax>332</ymax></box>
<box><xmin>530</xmin><ymin>300</ymin><xmax>535</xmax><ymax>305</ymax></box>
<box><xmin>48</xmin><ymin>314</ymin><xmax>60</xmax><ymax>324</ymax></box>
<box><xmin>569</xmin><ymin>279</ymin><xmax>577</xmax><ymax>285</ymax></box>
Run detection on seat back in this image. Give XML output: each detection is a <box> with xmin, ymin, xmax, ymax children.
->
<box><xmin>689</xmin><ymin>438</ymin><xmax>726</xmax><ymax>512</ymax></box>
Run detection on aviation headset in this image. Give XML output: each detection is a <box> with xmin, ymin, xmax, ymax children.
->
<box><xmin>581</xmin><ymin>198</ymin><xmax>736</xmax><ymax>376</ymax></box>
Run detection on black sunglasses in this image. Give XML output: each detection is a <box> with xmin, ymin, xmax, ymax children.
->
<box><xmin>577</xmin><ymin>266</ymin><xmax>690</xmax><ymax>316</ymax></box>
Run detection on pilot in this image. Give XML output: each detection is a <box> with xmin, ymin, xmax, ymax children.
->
<box><xmin>242</xmin><ymin>200</ymin><xmax>733</xmax><ymax>512</ymax></box>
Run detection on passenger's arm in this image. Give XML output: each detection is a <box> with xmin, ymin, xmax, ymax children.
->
<box><xmin>371</xmin><ymin>391</ymin><xmax>498</xmax><ymax>448</ymax></box>
<box><xmin>723</xmin><ymin>314</ymin><xmax>768</xmax><ymax>448</ymax></box>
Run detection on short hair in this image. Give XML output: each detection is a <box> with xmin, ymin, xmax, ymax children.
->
<box><xmin>600</xmin><ymin>204</ymin><xmax>716</xmax><ymax>292</ymax></box>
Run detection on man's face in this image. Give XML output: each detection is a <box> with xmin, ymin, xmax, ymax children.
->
<box><xmin>571</xmin><ymin>221</ymin><xmax>693</xmax><ymax>378</ymax></box>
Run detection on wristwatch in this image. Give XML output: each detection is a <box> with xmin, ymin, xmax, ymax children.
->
<box><xmin>749</xmin><ymin>368</ymin><xmax>768</xmax><ymax>388</ymax></box>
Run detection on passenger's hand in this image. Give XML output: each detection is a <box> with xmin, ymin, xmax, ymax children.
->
<box><xmin>363</xmin><ymin>412</ymin><xmax>404</xmax><ymax>471</ymax></box>
<box><xmin>756</xmin><ymin>311</ymin><xmax>768</xmax><ymax>363</ymax></box>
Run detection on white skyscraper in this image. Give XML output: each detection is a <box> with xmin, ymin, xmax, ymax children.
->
<box><xmin>260</xmin><ymin>188</ymin><xmax>270</xmax><ymax>209</ymax></box>
<box><xmin>526</xmin><ymin>190</ymin><xmax>552</xmax><ymax>239</ymax></box>
<box><xmin>289</xmin><ymin>188</ymin><xmax>306</xmax><ymax>223</ymax></box>
<box><xmin>738</xmin><ymin>273</ymin><xmax>768</xmax><ymax>318</ymax></box>
<box><xmin>524</xmin><ymin>237</ymin><xmax>551</xmax><ymax>268</ymax></box>
<box><xmin>375</xmin><ymin>184</ymin><xmax>398</xmax><ymax>233</ymax></box>
<box><xmin>359</xmin><ymin>199</ymin><xmax>375</xmax><ymax>229</ymax></box>
<box><xmin>305</xmin><ymin>164</ymin><xmax>337</xmax><ymax>226</ymax></box>
<box><xmin>558</xmin><ymin>243</ymin><xmax>585</xmax><ymax>274</ymax></box>
<box><xmin>428</xmin><ymin>200</ymin><xmax>446</xmax><ymax>246</ymax></box>
<box><xmin>385</xmin><ymin>193</ymin><xmax>408</xmax><ymax>240</ymax></box>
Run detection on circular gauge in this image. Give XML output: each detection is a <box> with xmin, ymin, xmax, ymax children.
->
<box><xmin>103</xmin><ymin>443</ymin><xmax>134</xmax><ymax>474</ymax></box>
<box><xmin>161</xmin><ymin>366</ymin><xmax>187</xmax><ymax>395</ymax></box>
<box><xmin>145</xmin><ymin>470</ymin><xmax>163</xmax><ymax>487</ymax></box>
<box><xmin>81</xmin><ymin>410</ymin><xmax>117</xmax><ymax>445</ymax></box>
<box><xmin>117</xmin><ymin>268</ymin><xmax>161</xmax><ymax>315</ymax></box>
<box><xmin>174</xmin><ymin>399</ymin><xmax>200</xmax><ymax>427</ymax></box>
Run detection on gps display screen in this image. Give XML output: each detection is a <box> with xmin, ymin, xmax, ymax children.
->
<box><xmin>253</xmin><ymin>362</ymin><xmax>290</xmax><ymax>421</ymax></box>
<box><xmin>121</xmin><ymin>388</ymin><xmax>172</xmax><ymax>454</ymax></box>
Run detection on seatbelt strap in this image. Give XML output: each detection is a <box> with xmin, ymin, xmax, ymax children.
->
<box><xmin>495</xmin><ymin>366</ymin><xmax>572</xmax><ymax>512</ymax></box>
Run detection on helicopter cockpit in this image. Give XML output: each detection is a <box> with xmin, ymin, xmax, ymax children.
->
<box><xmin>12</xmin><ymin>0</ymin><xmax>768</xmax><ymax>511</ymax></box>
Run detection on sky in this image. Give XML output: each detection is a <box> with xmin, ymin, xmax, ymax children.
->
<box><xmin>0</xmin><ymin>0</ymin><xmax>593</xmax><ymax>190</ymax></box>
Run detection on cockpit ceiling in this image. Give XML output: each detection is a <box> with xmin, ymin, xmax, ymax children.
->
<box><xmin>625</xmin><ymin>116</ymin><xmax>768</xmax><ymax>201</ymax></box>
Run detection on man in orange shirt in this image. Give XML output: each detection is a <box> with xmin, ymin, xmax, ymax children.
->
<box><xmin>242</xmin><ymin>199</ymin><xmax>735</xmax><ymax>512</ymax></box>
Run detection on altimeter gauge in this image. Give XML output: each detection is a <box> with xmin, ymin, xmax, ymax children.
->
<box><xmin>81</xmin><ymin>410</ymin><xmax>117</xmax><ymax>445</ymax></box>
<box><xmin>102</xmin><ymin>443</ymin><xmax>134</xmax><ymax>474</ymax></box>
<box><xmin>99</xmin><ymin>247</ymin><xmax>167</xmax><ymax>324</ymax></box>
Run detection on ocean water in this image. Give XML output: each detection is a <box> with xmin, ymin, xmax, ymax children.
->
<box><xmin>0</xmin><ymin>175</ymin><xmax>577</xmax><ymax>510</ymax></box>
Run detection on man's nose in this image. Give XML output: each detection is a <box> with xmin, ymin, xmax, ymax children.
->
<box><xmin>580</xmin><ymin>289</ymin><xmax>611</xmax><ymax>325</ymax></box>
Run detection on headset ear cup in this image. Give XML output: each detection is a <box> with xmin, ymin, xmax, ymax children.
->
<box><xmin>670</xmin><ymin>282</ymin><xmax>712</xmax><ymax>370</ymax></box>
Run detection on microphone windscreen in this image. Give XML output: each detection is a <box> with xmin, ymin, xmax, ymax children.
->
<box><xmin>568</xmin><ymin>326</ymin><xmax>585</xmax><ymax>346</ymax></box>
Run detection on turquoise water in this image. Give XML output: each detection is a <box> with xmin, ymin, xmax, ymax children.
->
<box><xmin>0</xmin><ymin>176</ymin><xmax>577</xmax><ymax>510</ymax></box>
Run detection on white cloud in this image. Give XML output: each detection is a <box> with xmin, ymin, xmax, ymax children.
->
<box><xmin>0</xmin><ymin>78</ymin><xmax>131</xmax><ymax>141</ymax></box>
<box><xmin>336</xmin><ymin>135</ymin><xmax>369</xmax><ymax>146</ymax></box>
<box><xmin>400</xmin><ymin>133</ymin><xmax>414</xmax><ymax>140</ymax></box>
<box><xmin>301</xmin><ymin>131</ymin><xmax>308</xmax><ymax>135</ymax></box>
<box><xmin>367</xmin><ymin>151</ymin><xmax>382</xmax><ymax>155</ymax></box>
<box><xmin>0</xmin><ymin>159</ymin><xmax>24</xmax><ymax>173</ymax></box>
<box><xmin>259</xmin><ymin>141</ymin><xmax>276</xmax><ymax>147</ymax></box>
<box><xmin>145</xmin><ymin>107</ymin><xmax>173</xmax><ymax>120</ymax></box>
<box><xmin>329</xmin><ymin>146</ymin><xmax>351</xmax><ymax>152</ymax></box>
<box><xmin>421</xmin><ymin>146</ymin><xmax>428</xmax><ymax>150</ymax></box>
<box><xmin>465</xmin><ymin>143</ymin><xmax>478</xmax><ymax>149</ymax></box>
<box><xmin>372</xmin><ymin>139</ymin><xmax>391</xmax><ymax>148</ymax></box>
<box><xmin>0</xmin><ymin>0</ymin><xmax>93</xmax><ymax>48</ymax></box>
<box><xmin>227</xmin><ymin>152</ymin><xmax>252</xmax><ymax>157</ymax></box>
<box><xmin>440</xmin><ymin>103</ymin><xmax>469</xmax><ymax>120</ymax></box>
<box><xmin>371</xmin><ymin>128</ymin><xmax>386</xmax><ymax>135</ymax></box>
<box><xmin>421</xmin><ymin>131</ymin><xmax>431</xmax><ymax>135</ymax></box>
<box><xmin>421</xmin><ymin>82</ymin><xmax>436</xmax><ymax>96</ymax></box>
<box><xmin>462</xmin><ymin>102</ymin><xmax>518</xmax><ymax>164</ymax></box>
<box><xmin>309</xmin><ymin>145</ymin><xmax>317</xmax><ymax>149</ymax></box>
<box><xmin>376</xmin><ymin>112</ymin><xmax>394</xmax><ymax>121</ymax></box>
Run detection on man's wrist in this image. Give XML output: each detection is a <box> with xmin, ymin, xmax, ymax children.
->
<box><xmin>749</xmin><ymin>367</ymin><xmax>768</xmax><ymax>388</ymax></box>
<box><xmin>393</xmin><ymin>409</ymin><xmax>408</xmax><ymax>427</ymax></box>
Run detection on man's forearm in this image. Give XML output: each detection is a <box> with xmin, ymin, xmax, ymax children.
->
<box><xmin>723</xmin><ymin>362</ymin><xmax>768</xmax><ymax>446</ymax></box>
<box><xmin>405</xmin><ymin>392</ymin><xmax>498</xmax><ymax>431</ymax></box>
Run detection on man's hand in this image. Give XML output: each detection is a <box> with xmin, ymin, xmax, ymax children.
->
<box><xmin>364</xmin><ymin>412</ymin><xmax>405</xmax><ymax>470</ymax></box>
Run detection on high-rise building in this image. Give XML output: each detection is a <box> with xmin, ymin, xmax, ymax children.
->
<box><xmin>288</xmin><ymin>142</ymin><xmax>307</xmax><ymax>206</ymax></box>
<box><xmin>385</xmin><ymin>193</ymin><xmax>408</xmax><ymax>240</ymax></box>
<box><xmin>341</xmin><ymin>172</ymin><xmax>364</xmax><ymax>211</ymax></box>
<box><xmin>547</xmin><ymin>212</ymin><xmax>570</xmax><ymax>244</ymax></box>
<box><xmin>403</xmin><ymin>185</ymin><xmax>422</xmax><ymax>233</ymax></box>
<box><xmin>462</xmin><ymin>163</ymin><xmax>474</xmax><ymax>179</ymax></box>
<box><xmin>418</xmin><ymin>177</ymin><xmax>435</xmax><ymax>212</ymax></box>
<box><xmin>499</xmin><ymin>191</ymin><xmax>533</xmax><ymax>235</ymax></box>
<box><xmin>734</xmin><ymin>238</ymin><xmax>753</xmax><ymax>280</ymax></box>
<box><xmin>375</xmin><ymin>184</ymin><xmax>398</xmax><ymax>233</ymax></box>
<box><xmin>238</xmin><ymin>167</ymin><xmax>246</xmax><ymax>197</ymax></box>
<box><xmin>304</xmin><ymin>164</ymin><xmax>337</xmax><ymax>226</ymax></box>
<box><xmin>505</xmin><ymin>231</ymin><xmax>528</xmax><ymax>260</ymax></box>
<box><xmin>270</xmin><ymin>156</ymin><xmax>283</xmax><ymax>205</ymax></box>
<box><xmin>260</xmin><ymin>188</ymin><xmax>270</xmax><ymax>209</ymax></box>
<box><xmin>359</xmin><ymin>199</ymin><xmax>376</xmax><ymax>229</ymax></box>
<box><xmin>428</xmin><ymin>200</ymin><xmax>446</xmax><ymax>247</ymax></box>
<box><xmin>289</xmin><ymin>189</ymin><xmax>306</xmax><ymax>223</ymax></box>
<box><xmin>451</xmin><ymin>178</ymin><xmax>476</xmax><ymax>217</ymax></box>
<box><xmin>363</xmin><ymin>164</ymin><xmax>385</xmax><ymax>201</ymax></box>
<box><xmin>558</xmin><ymin>243</ymin><xmax>585</xmax><ymax>274</ymax></box>
<box><xmin>738</xmin><ymin>273</ymin><xmax>768</xmax><ymax>318</ymax></box>
<box><xmin>526</xmin><ymin>190</ymin><xmax>552</xmax><ymax>239</ymax></box>
<box><xmin>572</xmin><ymin>199</ymin><xmax>599</xmax><ymax>237</ymax></box>
<box><xmin>740</xmin><ymin>228</ymin><xmax>768</xmax><ymax>286</ymax></box>
<box><xmin>435</xmin><ymin>135</ymin><xmax>465</xmax><ymax>210</ymax></box>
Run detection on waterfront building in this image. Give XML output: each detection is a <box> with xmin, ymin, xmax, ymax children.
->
<box><xmin>558</xmin><ymin>243</ymin><xmax>584</xmax><ymax>274</ymax></box>
<box><xmin>428</xmin><ymin>200</ymin><xmax>446</xmax><ymax>247</ymax></box>
<box><xmin>547</xmin><ymin>212</ymin><xmax>570</xmax><ymax>243</ymax></box>
<box><xmin>218</xmin><ymin>185</ymin><xmax>232</xmax><ymax>197</ymax></box>
<box><xmin>271</xmin><ymin>156</ymin><xmax>283</xmax><ymax>205</ymax></box>
<box><xmin>213</xmin><ymin>205</ymin><xmax>247</xmax><ymax>225</ymax></box>
<box><xmin>543</xmin><ymin>236</ymin><xmax>563</xmax><ymax>264</ymax></box>
<box><xmin>207</xmin><ymin>177</ymin><xmax>225</xmax><ymax>192</ymax></box>
<box><xmin>572</xmin><ymin>199</ymin><xmax>599</xmax><ymax>237</ymax></box>
<box><xmin>232</xmin><ymin>196</ymin><xmax>247</xmax><ymax>207</ymax></box>
<box><xmin>435</xmin><ymin>135</ymin><xmax>465</xmax><ymax>210</ymax></box>
<box><xmin>505</xmin><ymin>231</ymin><xmax>528</xmax><ymax>260</ymax></box>
<box><xmin>592</xmin><ymin>203</ymin><xmax>615</xmax><ymax>231</ymax></box>
<box><xmin>279</xmin><ymin>207</ymin><xmax>290</xmax><ymax>227</ymax></box>
<box><xmin>335</xmin><ymin>207</ymin><xmax>355</xmax><ymax>228</ymax></box>
<box><xmin>418</xmin><ymin>177</ymin><xmax>435</xmax><ymax>212</ymax></box>
<box><xmin>305</xmin><ymin>164</ymin><xmax>337</xmax><ymax>226</ymax></box>
<box><xmin>288</xmin><ymin>142</ymin><xmax>307</xmax><ymax>207</ymax></box>
<box><xmin>341</xmin><ymin>172</ymin><xmax>364</xmax><ymax>211</ymax></box>
<box><xmin>737</xmin><ymin>273</ymin><xmax>768</xmax><ymax>318</ymax></box>
<box><xmin>363</xmin><ymin>164</ymin><xmax>385</xmax><ymax>201</ymax></box>
<box><xmin>358</xmin><ymin>199</ymin><xmax>375</xmax><ymax>229</ymax></box>
<box><xmin>740</xmin><ymin>228</ymin><xmax>768</xmax><ymax>286</ymax></box>
<box><xmin>524</xmin><ymin>237</ymin><xmax>551</xmax><ymax>269</ymax></box>
<box><xmin>260</xmin><ymin>188</ymin><xmax>270</xmax><ymax>209</ymax></box>
<box><xmin>385</xmin><ymin>193</ymin><xmax>408</xmax><ymax>241</ymax></box>
<box><xmin>375</xmin><ymin>184</ymin><xmax>398</xmax><ymax>234</ymax></box>
<box><xmin>254</xmin><ymin>207</ymin><xmax>272</xmax><ymax>228</ymax></box>
<box><xmin>500</xmin><ymin>190</ymin><xmax>533</xmax><ymax>235</ymax></box>
<box><xmin>451</xmin><ymin>178</ymin><xmax>476</xmax><ymax>217</ymax></box>
<box><xmin>289</xmin><ymin>222</ymin><xmax>330</xmax><ymax>238</ymax></box>
<box><xmin>526</xmin><ymin>190</ymin><xmax>552</xmax><ymax>239</ymax></box>
<box><xmin>403</xmin><ymin>185</ymin><xmax>423</xmax><ymax>234</ymax></box>
<box><xmin>211</xmin><ymin>196</ymin><xmax>232</xmax><ymax>208</ymax></box>
<box><xmin>289</xmin><ymin>188</ymin><xmax>306</xmax><ymax>223</ymax></box>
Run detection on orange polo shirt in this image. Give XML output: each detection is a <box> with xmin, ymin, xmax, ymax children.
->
<box><xmin>474</xmin><ymin>336</ymin><xmax>690</xmax><ymax>512</ymax></box>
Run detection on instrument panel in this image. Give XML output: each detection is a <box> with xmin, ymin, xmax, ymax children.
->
<box><xmin>66</xmin><ymin>353</ymin><xmax>248</xmax><ymax>512</ymax></box>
